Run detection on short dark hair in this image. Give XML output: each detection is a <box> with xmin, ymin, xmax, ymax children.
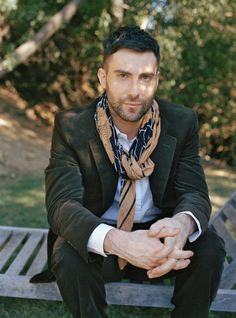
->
<box><xmin>103</xmin><ymin>25</ymin><xmax>160</xmax><ymax>64</ymax></box>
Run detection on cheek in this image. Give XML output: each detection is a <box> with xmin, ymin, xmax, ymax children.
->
<box><xmin>106</xmin><ymin>75</ymin><xmax>120</xmax><ymax>89</ymax></box>
<box><xmin>140</xmin><ymin>83</ymin><xmax>156</xmax><ymax>97</ymax></box>
<box><xmin>106</xmin><ymin>83</ymin><xmax>122</xmax><ymax>103</ymax></box>
<box><xmin>107</xmin><ymin>81</ymin><xmax>127</xmax><ymax>97</ymax></box>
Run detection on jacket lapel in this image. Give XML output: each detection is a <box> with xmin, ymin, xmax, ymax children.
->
<box><xmin>89</xmin><ymin>136</ymin><xmax>118</xmax><ymax>210</ymax></box>
<box><xmin>150</xmin><ymin>113</ymin><xmax>177</xmax><ymax>205</ymax></box>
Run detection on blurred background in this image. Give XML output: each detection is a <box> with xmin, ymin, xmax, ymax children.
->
<box><xmin>0</xmin><ymin>0</ymin><xmax>235</xmax><ymax>317</ymax></box>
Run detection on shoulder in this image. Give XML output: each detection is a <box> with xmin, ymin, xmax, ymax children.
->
<box><xmin>157</xmin><ymin>98</ymin><xmax>198</xmax><ymax>130</ymax></box>
<box><xmin>158</xmin><ymin>98</ymin><xmax>196</xmax><ymax>120</ymax></box>
<box><xmin>55</xmin><ymin>99</ymin><xmax>97</xmax><ymax>127</ymax></box>
<box><xmin>54</xmin><ymin>98</ymin><xmax>99</xmax><ymax>138</ymax></box>
<box><xmin>53</xmin><ymin>98</ymin><xmax>99</xmax><ymax>144</ymax></box>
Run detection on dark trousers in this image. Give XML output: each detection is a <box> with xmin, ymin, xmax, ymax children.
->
<box><xmin>51</xmin><ymin>227</ymin><xmax>225</xmax><ymax>318</ymax></box>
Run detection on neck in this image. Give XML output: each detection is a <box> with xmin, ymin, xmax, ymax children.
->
<box><xmin>109</xmin><ymin>110</ymin><xmax>141</xmax><ymax>141</ymax></box>
<box><xmin>115</xmin><ymin>121</ymin><xmax>141</xmax><ymax>141</ymax></box>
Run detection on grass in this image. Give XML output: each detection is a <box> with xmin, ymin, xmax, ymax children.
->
<box><xmin>0</xmin><ymin>298</ymin><xmax>235</xmax><ymax>318</ymax></box>
<box><xmin>0</xmin><ymin>175</ymin><xmax>48</xmax><ymax>228</ymax></box>
<box><xmin>0</xmin><ymin>161</ymin><xmax>236</xmax><ymax>318</ymax></box>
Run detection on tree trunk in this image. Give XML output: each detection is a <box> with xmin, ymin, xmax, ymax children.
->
<box><xmin>0</xmin><ymin>0</ymin><xmax>83</xmax><ymax>78</ymax></box>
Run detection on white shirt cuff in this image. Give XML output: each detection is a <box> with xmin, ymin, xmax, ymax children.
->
<box><xmin>87</xmin><ymin>224</ymin><xmax>115</xmax><ymax>257</ymax></box>
<box><xmin>179</xmin><ymin>211</ymin><xmax>202</xmax><ymax>242</ymax></box>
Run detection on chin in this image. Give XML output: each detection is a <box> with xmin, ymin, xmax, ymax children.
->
<box><xmin>122</xmin><ymin>113</ymin><xmax>144</xmax><ymax>122</ymax></box>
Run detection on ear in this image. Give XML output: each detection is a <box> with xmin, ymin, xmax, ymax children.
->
<box><xmin>97</xmin><ymin>68</ymin><xmax>107</xmax><ymax>89</ymax></box>
<box><xmin>155</xmin><ymin>70</ymin><xmax>160</xmax><ymax>89</ymax></box>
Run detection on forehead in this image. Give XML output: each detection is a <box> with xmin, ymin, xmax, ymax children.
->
<box><xmin>105</xmin><ymin>48</ymin><xmax>158</xmax><ymax>73</ymax></box>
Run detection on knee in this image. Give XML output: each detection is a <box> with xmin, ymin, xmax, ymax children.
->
<box><xmin>51</xmin><ymin>238</ymin><xmax>103</xmax><ymax>282</ymax></box>
<box><xmin>51</xmin><ymin>238</ymin><xmax>87</xmax><ymax>278</ymax></box>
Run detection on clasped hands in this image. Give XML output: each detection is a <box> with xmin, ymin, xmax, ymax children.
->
<box><xmin>146</xmin><ymin>214</ymin><xmax>194</xmax><ymax>278</ymax></box>
<box><xmin>104</xmin><ymin>214</ymin><xmax>195</xmax><ymax>279</ymax></box>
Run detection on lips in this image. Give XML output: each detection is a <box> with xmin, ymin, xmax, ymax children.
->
<box><xmin>123</xmin><ymin>102</ymin><xmax>142</xmax><ymax>107</ymax></box>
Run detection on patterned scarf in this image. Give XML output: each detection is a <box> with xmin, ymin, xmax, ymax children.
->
<box><xmin>95</xmin><ymin>93</ymin><xmax>161</xmax><ymax>269</ymax></box>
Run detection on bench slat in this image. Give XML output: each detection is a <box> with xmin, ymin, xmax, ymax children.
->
<box><xmin>106</xmin><ymin>282</ymin><xmax>236</xmax><ymax>312</ymax></box>
<box><xmin>211</xmin><ymin>218</ymin><xmax>236</xmax><ymax>258</ymax></box>
<box><xmin>0</xmin><ymin>276</ymin><xmax>235</xmax><ymax>312</ymax></box>
<box><xmin>211</xmin><ymin>289</ymin><xmax>236</xmax><ymax>312</ymax></box>
<box><xmin>220</xmin><ymin>259</ymin><xmax>236</xmax><ymax>289</ymax></box>
<box><xmin>0</xmin><ymin>232</ymin><xmax>27</xmax><ymax>271</ymax></box>
<box><xmin>26</xmin><ymin>235</ymin><xmax>47</xmax><ymax>276</ymax></box>
<box><xmin>0</xmin><ymin>274</ymin><xmax>61</xmax><ymax>301</ymax></box>
<box><xmin>0</xmin><ymin>229</ymin><xmax>12</xmax><ymax>248</ymax></box>
<box><xmin>106</xmin><ymin>282</ymin><xmax>173</xmax><ymax>308</ymax></box>
<box><xmin>223</xmin><ymin>203</ymin><xmax>236</xmax><ymax>229</ymax></box>
<box><xmin>6</xmin><ymin>232</ymin><xmax>44</xmax><ymax>275</ymax></box>
<box><xmin>0</xmin><ymin>226</ymin><xmax>47</xmax><ymax>234</ymax></box>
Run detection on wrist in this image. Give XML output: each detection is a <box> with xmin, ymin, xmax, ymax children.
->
<box><xmin>103</xmin><ymin>228</ymin><xmax>126</xmax><ymax>255</ymax></box>
<box><xmin>174</xmin><ymin>213</ymin><xmax>195</xmax><ymax>237</ymax></box>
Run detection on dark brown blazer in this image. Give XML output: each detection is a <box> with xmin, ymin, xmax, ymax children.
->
<box><xmin>45</xmin><ymin>98</ymin><xmax>211</xmax><ymax>266</ymax></box>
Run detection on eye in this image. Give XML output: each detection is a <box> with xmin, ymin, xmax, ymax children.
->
<box><xmin>119</xmin><ymin>72</ymin><xmax>128</xmax><ymax>79</ymax></box>
<box><xmin>141</xmin><ymin>74</ymin><xmax>153</xmax><ymax>81</ymax></box>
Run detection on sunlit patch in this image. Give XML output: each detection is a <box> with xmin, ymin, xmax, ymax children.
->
<box><xmin>0</xmin><ymin>118</ymin><xmax>12</xmax><ymax>128</ymax></box>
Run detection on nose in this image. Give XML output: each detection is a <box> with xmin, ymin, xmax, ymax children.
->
<box><xmin>127</xmin><ymin>79</ymin><xmax>140</xmax><ymax>99</ymax></box>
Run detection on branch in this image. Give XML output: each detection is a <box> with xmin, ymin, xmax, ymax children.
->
<box><xmin>0</xmin><ymin>0</ymin><xmax>83</xmax><ymax>78</ymax></box>
<box><xmin>111</xmin><ymin>0</ymin><xmax>124</xmax><ymax>24</ymax></box>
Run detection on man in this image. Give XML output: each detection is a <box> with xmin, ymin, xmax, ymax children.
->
<box><xmin>39</xmin><ymin>26</ymin><xmax>225</xmax><ymax>317</ymax></box>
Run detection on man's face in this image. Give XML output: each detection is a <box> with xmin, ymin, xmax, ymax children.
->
<box><xmin>97</xmin><ymin>48</ymin><xmax>159</xmax><ymax>123</ymax></box>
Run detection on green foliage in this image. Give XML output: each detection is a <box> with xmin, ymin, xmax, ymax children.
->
<box><xmin>0</xmin><ymin>0</ymin><xmax>235</xmax><ymax>165</ymax></box>
<box><xmin>157</xmin><ymin>0</ymin><xmax>236</xmax><ymax>165</ymax></box>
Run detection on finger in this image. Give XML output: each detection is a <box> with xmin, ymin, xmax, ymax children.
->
<box><xmin>157</xmin><ymin>257</ymin><xmax>168</xmax><ymax>265</ymax></box>
<box><xmin>149</xmin><ymin>226</ymin><xmax>179</xmax><ymax>238</ymax></box>
<box><xmin>148</xmin><ymin>222</ymin><xmax>163</xmax><ymax>236</ymax></box>
<box><xmin>149</xmin><ymin>219</ymin><xmax>170</xmax><ymax>236</ymax></box>
<box><xmin>153</xmin><ymin>237</ymin><xmax>177</xmax><ymax>261</ymax></box>
<box><xmin>170</xmin><ymin>248</ymin><xmax>194</xmax><ymax>260</ymax></box>
<box><xmin>147</xmin><ymin>258</ymin><xmax>177</xmax><ymax>278</ymax></box>
<box><xmin>150</xmin><ymin>257</ymin><xmax>168</xmax><ymax>268</ymax></box>
<box><xmin>158</xmin><ymin>237</ymin><xmax>176</xmax><ymax>259</ymax></box>
<box><xmin>152</xmin><ymin>243</ymin><xmax>175</xmax><ymax>263</ymax></box>
<box><xmin>172</xmin><ymin>259</ymin><xmax>191</xmax><ymax>270</ymax></box>
<box><xmin>148</xmin><ymin>219</ymin><xmax>179</xmax><ymax>237</ymax></box>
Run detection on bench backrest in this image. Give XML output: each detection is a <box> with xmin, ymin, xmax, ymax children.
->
<box><xmin>210</xmin><ymin>191</ymin><xmax>236</xmax><ymax>288</ymax></box>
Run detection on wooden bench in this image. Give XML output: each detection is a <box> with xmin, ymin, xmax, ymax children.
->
<box><xmin>0</xmin><ymin>191</ymin><xmax>236</xmax><ymax>312</ymax></box>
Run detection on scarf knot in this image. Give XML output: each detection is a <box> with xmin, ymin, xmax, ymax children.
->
<box><xmin>95</xmin><ymin>93</ymin><xmax>161</xmax><ymax>184</ymax></box>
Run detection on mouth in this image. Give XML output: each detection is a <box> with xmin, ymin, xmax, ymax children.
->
<box><xmin>123</xmin><ymin>102</ymin><xmax>142</xmax><ymax>107</ymax></box>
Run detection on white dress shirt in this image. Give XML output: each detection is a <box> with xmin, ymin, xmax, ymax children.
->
<box><xmin>87</xmin><ymin>127</ymin><xmax>201</xmax><ymax>256</ymax></box>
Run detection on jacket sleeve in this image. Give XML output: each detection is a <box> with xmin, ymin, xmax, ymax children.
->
<box><xmin>45</xmin><ymin>112</ymin><xmax>103</xmax><ymax>263</ymax></box>
<box><xmin>173</xmin><ymin>110</ymin><xmax>211</xmax><ymax>234</ymax></box>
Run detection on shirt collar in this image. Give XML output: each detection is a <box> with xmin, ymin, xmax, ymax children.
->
<box><xmin>114</xmin><ymin>126</ymin><xmax>137</xmax><ymax>145</ymax></box>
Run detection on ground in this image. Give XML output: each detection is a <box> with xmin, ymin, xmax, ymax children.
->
<box><xmin>0</xmin><ymin>91</ymin><xmax>51</xmax><ymax>177</ymax></box>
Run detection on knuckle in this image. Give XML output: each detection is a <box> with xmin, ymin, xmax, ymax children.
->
<box><xmin>150</xmin><ymin>224</ymin><xmax>157</xmax><ymax>231</ymax></box>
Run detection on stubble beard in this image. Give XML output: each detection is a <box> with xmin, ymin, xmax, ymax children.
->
<box><xmin>107</xmin><ymin>93</ymin><xmax>154</xmax><ymax>122</ymax></box>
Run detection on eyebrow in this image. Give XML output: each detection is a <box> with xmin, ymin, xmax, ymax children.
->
<box><xmin>114</xmin><ymin>69</ymin><xmax>156</xmax><ymax>76</ymax></box>
<box><xmin>114</xmin><ymin>70</ymin><xmax>132</xmax><ymax>75</ymax></box>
